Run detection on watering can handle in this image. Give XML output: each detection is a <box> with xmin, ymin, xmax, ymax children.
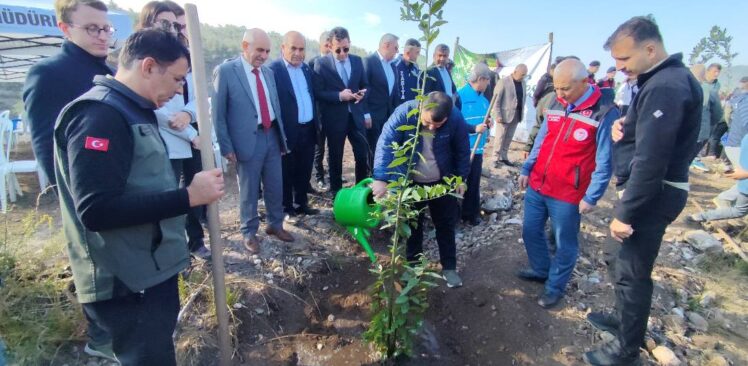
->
<box><xmin>355</xmin><ymin>177</ymin><xmax>374</xmax><ymax>188</ymax></box>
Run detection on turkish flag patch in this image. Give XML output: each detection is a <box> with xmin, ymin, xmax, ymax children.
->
<box><xmin>84</xmin><ymin>136</ymin><xmax>110</xmax><ymax>152</ymax></box>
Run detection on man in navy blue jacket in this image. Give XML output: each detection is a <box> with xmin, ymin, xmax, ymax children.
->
<box><xmin>21</xmin><ymin>0</ymin><xmax>115</xmax><ymax>360</ymax></box>
<box><xmin>372</xmin><ymin>92</ymin><xmax>470</xmax><ymax>288</ymax></box>
<box><xmin>23</xmin><ymin>0</ymin><xmax>114</xmax><ymax>188</ymax></box>
<box><xmin>269</xmin><ymin>31</ymin><xmax>319</xmax><ymax>217</ymax></box>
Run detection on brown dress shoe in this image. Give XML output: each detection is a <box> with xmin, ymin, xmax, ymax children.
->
<box><xmin>265</xmin><ymin>226</ymin><xmax>295</xmax><ymax>242</ymax></box>
<box><xmin>243</xmin><ymin>235</ymin><xmax>260</xmax><ymax>254</ymax></box>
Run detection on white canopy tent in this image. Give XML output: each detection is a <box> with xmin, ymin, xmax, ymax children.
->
<box><xmin>0</xmin><ymin>1</ymin><xmax>133</xmax><ymax>82</ymax></box>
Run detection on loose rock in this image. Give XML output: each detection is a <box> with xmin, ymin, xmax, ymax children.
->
<box><xmin>685</xmin><ymin>230</ymin><xmax>723</xmax><ymax>253</ymax></box>
<box><xmin>652</xmin><ymin>346</ymin><xmax>681</xmax><ymax>366</ymax></box>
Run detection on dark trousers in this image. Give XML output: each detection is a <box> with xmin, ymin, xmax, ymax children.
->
<box><xmin>462</xmin><ymin>154</ymin><xmax>483</xmax><ymax>219</ymax></box>
<box><xmin>406</xmin><ymin>186</ymin><xmax>458</xmax><ymax>270</ymax></box>
<box><xmin>706</xmin><ymin>121</ymin><xmax>728</xmax><ymax>157</ymax></box>
<box><xmin>365</xmin><ymin>118</ymin><xmax>385</xmax><ymax>169</ymax></box>
<box><xmin>82</xmin><ymin>275</ymin><xmax>180</xmax><ymax>366</ymax></box>
<box><xmin>282</xmin><ymin>123</ymin><xmax>316</xmax><ymax>210</ymax></box>
<box><xmin>171</xmin><ymin>157</ymin><xmax>205</xmax><ymax>250</ymax></box>
<box><xmin>608</xmin><ymin>184</ymin><xmax>688</xmax><ymax>355</ymax></box>
<box><xmin>326</xmin><ymin>114</ymin><xmax>370</xmax><ymax>193</ymax></box>
<box><xmin>314</xmin><ymin>127</ymin><xmax>326</xmax><ymax>182</ymax></box>
<box><xmin>83</xmin><ymin>307</ymin><xmax>112</xmax><ymax>347</ymax></box>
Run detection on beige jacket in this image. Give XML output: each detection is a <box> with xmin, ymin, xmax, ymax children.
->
<box><xmin>491</xmin><ymin>75</ymin><xmax>526</xmax><ymax>123</ymax></box>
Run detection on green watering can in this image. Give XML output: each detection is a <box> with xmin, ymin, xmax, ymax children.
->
<box><xmin>333</xmin><ymin>178</ymin><xmax>381</xmax><ymax>262</ymax></box>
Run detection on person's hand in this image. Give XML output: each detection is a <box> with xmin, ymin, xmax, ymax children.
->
<box><xmin>518</xmin><ymin>174</ymin><xmax>529</xmax><ymax>190</ymax></box>
<box><xmin>455</xmin><ymin>182</ymin><xmax>466</xmax><ymax>196</ymax></box>
<box><xmin>339</xmin><ymin>89</ymin><xmax>355</xmax><ymax>101</ymax></box>
<box><xmin>191</xmin><ymin>136</ymin><xmax>201</xmax><ymax>150</ymax></box>
<box><xmin>579</xmin><ymin>200</ymin><xmax>595</xmax><ymax>214</ymax></box>
<box><xmin>725</xmin><ymin>167</ymin><xmax>747</xmax><ymax>179</ymax></box>
<box><xmin>169</xmin><ymin>111</ymin><xmax>192</xmax><ymax>131</ymax></box>
<box><xmin>224</xmin><ymin>152</ymin><xmax>237</xmax><ymax>163</ymax></box>
<box><xmin>611</xmin><ymin>117</ymin><xmax>625</xmax><ymax>142</ymax></box>
<box><xmin>609</xmin><ymin>218</ymin><xmax>634</xmax><ymax>242</ymax></box>
<box><xmin>364</xmin><ymin>117</ymin><xmax>372</xmax><ymax>129</ymax></box>
<box><xmin>475</xmin><ymin>123</ymin><xmax>487</xmax><ymax>133</ymax></box>
<box><xmin>187</xmin><ymin>168</ymin><xmax>225</xmax><ymax>206</ymax></box>
<box><xmin>371</xmin><ymin>180</ymin><xmax>388</xmax><ymax>198</ymax></box>
<box><xmin>353</xmin><ymin>89</ymin><xmax>367</xmax><ymax>104</ymax></box>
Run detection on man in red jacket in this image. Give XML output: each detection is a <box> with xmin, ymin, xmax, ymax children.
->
<box><xmin>517</xmin><ymin>59</ymin><xmax>618</xmax><ymax>309</ymax></box>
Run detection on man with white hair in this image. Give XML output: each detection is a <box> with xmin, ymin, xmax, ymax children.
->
<box><xmin>363</xmin><ymin>33</ymin><xmax>399</xmax><ymax>165</ymax></box>
<box><xmin>517</xmin><ymin>59</ymin><xmax>618</xmax><ymax>309</ymax></box>
<box><xmin>213</xmin><ymin>28</ymin><xmax>295</xmax><ymax>253</ymax></box>
<box><xmin>491</xmin><ymin>64</ymin><xmax>528</xmax><ymax>166</ymax></box>
<box><xmin>458</xmin><ymin>63</ymin><xmax>493</xmax><ymax>225</ymax></box>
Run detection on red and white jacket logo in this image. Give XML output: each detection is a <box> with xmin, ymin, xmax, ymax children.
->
<box><xmin>84</xmin><ymin>136</ymin><xmax>110</xmax><ymax>152</ymax></box>
<box><xmin>581</xmin><ymin>109</ymin><xmax>593</xmax><ymax>117</ymax></box>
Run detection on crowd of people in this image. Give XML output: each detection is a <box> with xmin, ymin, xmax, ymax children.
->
<box><xmin>19</xmin><ymin>0</ymin><xmax>748</xmax><ymax>365</ymax></box>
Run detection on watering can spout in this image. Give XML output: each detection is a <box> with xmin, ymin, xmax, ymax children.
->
<box><xmin>347</xmin><ymin>226</ymin><xmax>377</xmax><ymax>263</ymax></box>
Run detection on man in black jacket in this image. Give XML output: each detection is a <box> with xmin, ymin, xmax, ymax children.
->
<box><xmin>584</xmin><ymin>16</ymin><xmax>702</xmax><ymax>366</ymax></box>
<box><xmin>21</xmin><ymin>0</ymin><xmax>115</xmax><ymax>359</ymax></box>
<box><xmin>23</xmin><ymin>0</ymin><xmax>115</xmax><ymax>188</ymax></box>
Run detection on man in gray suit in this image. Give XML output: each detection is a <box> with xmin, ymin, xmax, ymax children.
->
<box><xmin>492</xmin><ymin>64</ymin><xmax>528</xmax><ymax>167</ymax></box>
<box><xmin>213</xmin><ymin>28</ymin><xmax>295</xmax><ymax>253</ymax></box>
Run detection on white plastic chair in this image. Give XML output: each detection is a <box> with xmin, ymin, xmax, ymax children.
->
<box><xmin>0</xmin><ymin>114</ymin><xmax>48</xmax><ymax>212</ymax></box>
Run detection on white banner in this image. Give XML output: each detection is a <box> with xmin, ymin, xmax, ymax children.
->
<box><xmin>453</xmin><ymin>43</ymin><xmax>552</xmax><ymax>142</ymax></box>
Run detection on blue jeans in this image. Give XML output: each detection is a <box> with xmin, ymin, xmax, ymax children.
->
<box><xmin>522</xmin><ymin>187</ymin><xmax>581</xmax><ymax>296</ymax></box>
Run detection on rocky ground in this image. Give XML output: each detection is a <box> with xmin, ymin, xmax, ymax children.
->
<box><xmin>5</xmin><ymin>139</ymin><xmax>748</xmax><ymax>366</ymax></box>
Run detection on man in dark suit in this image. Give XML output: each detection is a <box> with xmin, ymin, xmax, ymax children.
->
<box><xmin>269</xmin><ymin>31</ymin><xmax>320</xmax><ymax>217</ymax></box>
<box><xmin>309</xmin><ymin>31</ymin><xmax>331</xmax><ymax>190</ymax></box>
<box><xmin>312</xmin><ymin>26</ymin><xmax>370</xmax><ymax>195</ymax></box>
<box><xmin>363</xmin><ymin>33</ymin><xmax>399</xmax><ymax>168</ymax></box>
<box><xmin>423</xmin><ymin>44</ymin><xmax>461</xmax><ymax>109</ymax></box>
<box><xmin>213</xmin><ymin>28</ymin><xmax>295</xmax><ymax>253</ymax></box>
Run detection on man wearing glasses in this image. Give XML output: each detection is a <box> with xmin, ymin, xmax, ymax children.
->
<box><xmin>312</xmin><ymin>26</ymin><xmax>370</xmax><ymax>196</ymax></box>
<box><xmin>22</xmin><ymin>0</ymin><xmax>116</xmax><ymax>361</ymax></box>
<box><xmin>23</xmin><ymin>0</ymin><xmax>115</xmax><ymax>189</ymax></box>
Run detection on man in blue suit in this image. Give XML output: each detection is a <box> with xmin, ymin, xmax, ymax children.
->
<box><xmin>312</xmin><ymin>26</ymin><xmax>371</xmax><ymax>195</ymax></box>
<box><xmin>269</xmin><ymin>31</ymin><xmax>320</xmax><ymax>217</ymax></box>
<box><xmin>423</xmin><ymin>44</ymin><xmax>461</xmax><ymax>109</ymax></box>
<box><xmin>363</xmin><ymin>33</ymin><xmax>399</xmax><ymax>167</ymax></box>
<box><xmin>213</xmin><ymin>28</ymin><xmax>295</xmax><ymax>253</ymax></box>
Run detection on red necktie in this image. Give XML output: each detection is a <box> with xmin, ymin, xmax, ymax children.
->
<box><xmin>251</xmin><ymin>68</ymin><xmax>272</xmax><ymax>130</ymax></box>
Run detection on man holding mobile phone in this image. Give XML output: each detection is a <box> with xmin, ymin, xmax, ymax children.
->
<box><xmin>312</xmin><ymin>26</ymin><xmax>371</xmax><ymax>196</ymax></box>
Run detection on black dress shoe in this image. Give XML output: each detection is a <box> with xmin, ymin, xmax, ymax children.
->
<box><xmin>463</xmin><ymin>216</ymin><xmax>482</xmax><ymax>226</ymax></box>
<box><xmin>587</xmin><ymin>311</ymin><xmax>620</xmax><ymax>335</ymax></box>
<box><xmin>296</xmin><ymin>206</ymin><xmax>320</xmax><ymax>215</ymax></box>
<box><xmin>516</xmin><ymin>268</ymin><xmax>547</xmax><ymax>283</ymax></box>
<box><xmin>583</xmin><ymin>339</ymin><xmax>641</xmax><ymax>366</ymax></box>
<box><xmin>537</xmin><ymin>291</ymin><xmax>563</xmax><ymax>308</ymax></box>
<box><xmin>500</xmin><ymin>159</ymin><xmax>516</xmax><ymax>167</ymax></box>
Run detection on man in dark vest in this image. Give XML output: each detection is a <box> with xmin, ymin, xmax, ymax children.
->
<box><xmin>22</xmin><ymin>0</ymin><xmax>115</xmax><ymax>358</ymax></box>
<box><xmin>517</xmin><ymin>59</ymin><xmax>618</xmax><ymax>309</ymax></box>
<box><xmin>584</xmin><ymin>16</ymin><xmax>702</xmax><ymax>365</ymax></box>
<box><xmin>54</xmin><ymin>29</ymin><xmax>224</xmax><ymax>365</ymax></box>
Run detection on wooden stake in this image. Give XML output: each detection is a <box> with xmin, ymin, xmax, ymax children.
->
<box><xmin>184</xmin><ymin>4</ymin><xmax>232</xmax><ymax>365</ymax></box>
<box><xmin>469</xmin><ymin>89</ymin><xmax>499</xmax><ymax>162</ymax></box>
<box><xmin>692</xmin><ymin>199</ymin><xmax>748</xmax><ymax>262</ymax></box>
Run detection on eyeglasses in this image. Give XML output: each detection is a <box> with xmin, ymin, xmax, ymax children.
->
<box><xmin>155</xmin><ymin>19</ymin><xmax>185</xmax><ymax>33</ymax></box>
<box><xmin>68</xmin><ymin>23</ymin><xmax>115</xmax><ymax>37</ymax></box>
<box><xmin>334</xmin><ymin>47</ymin><xmax>350</xmax><ymax>54</ymax></box>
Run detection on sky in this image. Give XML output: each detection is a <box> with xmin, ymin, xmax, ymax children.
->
<box><xmin>20</xmin><ymin>0</ymin><xmax>748</xmax><ymax>71</ymax></box>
